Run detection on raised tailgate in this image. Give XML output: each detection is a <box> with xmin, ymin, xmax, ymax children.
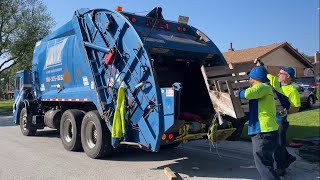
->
<box><xmin>201</xmin><ymin>63</ymin><xmax>254</xmax><ymax>119</ymax></box>
<box><xmin>201</xmin><ymin>63</ymin><xmax>283</xmax><ymax>119</ymax></box>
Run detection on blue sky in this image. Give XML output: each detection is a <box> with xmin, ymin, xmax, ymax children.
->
<box><xmin>44</xmin><ymin>0</ymin><xmax>319</xmax><ymax>56</ymax></box>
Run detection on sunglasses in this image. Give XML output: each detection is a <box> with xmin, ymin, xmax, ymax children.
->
<box><xmin>278</xmin><ymin>72</ymin><xmax>289</xmax><ymax>77</ymax></box>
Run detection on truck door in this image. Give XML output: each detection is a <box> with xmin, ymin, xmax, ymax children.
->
<box><xmin>12</xmin><ymin>70</ymin><xmax>32</xmax><ymax>124</ymax></box>
<box><xmin>13</xmin><ymin>74</ymin><xmax>22</xmax><ymax>100</ymax></box>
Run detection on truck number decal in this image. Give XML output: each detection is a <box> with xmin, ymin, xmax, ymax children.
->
<box><xmin>83</xmin><ymin>76</ymin><xmax>89</xmax><ymax>86</ymax></box>
<box><xmin>46</xmin><ymin>75</ymin><xmax>64</xmax><ymax>82</ymax></box>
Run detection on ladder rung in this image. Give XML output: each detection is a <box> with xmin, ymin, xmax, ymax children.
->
<box><xmin>97</xmin><ymin>86</ymin><xmax>107</xmax><ymax>90</ymax></box>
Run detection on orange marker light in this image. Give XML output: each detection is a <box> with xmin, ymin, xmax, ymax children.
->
<box><xmin>162</xmin><ymin>134</ymin><xmax>167</xmax><ymax>140</ymax></box>
<box><xmin>115</xmin><ymin>6</ymin><xmax>123</xmax><ymax>11</ymax></box>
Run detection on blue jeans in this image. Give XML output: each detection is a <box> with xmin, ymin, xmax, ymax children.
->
<box><xmin>251</xmin><ymin>131</ymin><xmax>280</xmax><ymax>180</ymax></box>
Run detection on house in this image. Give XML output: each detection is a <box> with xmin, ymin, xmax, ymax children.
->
<box><xmin>307</xmin><ymin>52</ymin><xmax>320</xmax><ymax>80</ymax></box>
<box><xmin>223</xmin><ymin>42</ymin><xmax>313</xmax><ymax>78</ymax></box>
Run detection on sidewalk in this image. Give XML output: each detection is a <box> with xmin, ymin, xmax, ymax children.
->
<box><xmin>0</xmin><ymin>113</ymin><xmax>14</xmax><ymax>126</ymax></box>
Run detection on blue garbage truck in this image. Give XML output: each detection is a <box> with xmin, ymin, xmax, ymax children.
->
<box><xmin>13</xmin><ymin>7</ymin><xmax>243</xmax><ymax>159</ymax></box>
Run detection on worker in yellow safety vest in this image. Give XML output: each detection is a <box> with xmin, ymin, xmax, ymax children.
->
<box><xmin>267</xmin><ymin>66</ymin><xmax>300</xmax><ymax>176</ymax></box>
<box><xmin>238</xmin><ymin>66</ymin><xmax>280</xmax><ymax>180</ymax></box>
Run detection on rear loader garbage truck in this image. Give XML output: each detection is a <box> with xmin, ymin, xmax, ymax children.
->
<box><xmin>13</xmin><ymin>7</ymin><xmax>248</xmax><ymax>159</ymax></box>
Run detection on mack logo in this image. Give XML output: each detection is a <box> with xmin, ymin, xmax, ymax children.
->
<box><xmin>44</xmin><ymin>38</ymin><xmax>67</xmax><ymax>69</ymax></box>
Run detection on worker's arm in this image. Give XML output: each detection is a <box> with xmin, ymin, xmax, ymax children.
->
<box><xmin>254</xmin><ymin>58</ymin><xmax>281</xmax><ymax>91</ymax></box>
<box><xmin>288</xmin><ymin>107</ymin><xmax>299</xmax><ymax>114</ymax></box>
<box><xmin>267</xmin><ymin>74</ymin><xmax>281</xmax><ymax>90</ymax></box>
<box><xmin>288</xmin><ymin>88</ymin><xmax>301</xmax><ymax>114</ymax></box>
<box><xmin>239</xmin><ymin>84</ymin><xmax>269</xmax><ymax>100</ymax></box>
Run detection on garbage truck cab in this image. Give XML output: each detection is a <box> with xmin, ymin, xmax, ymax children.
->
<box><xmin>13</xmin><ymin>7</ymin><xmax>239</xmax><ymax>159</ymax></box>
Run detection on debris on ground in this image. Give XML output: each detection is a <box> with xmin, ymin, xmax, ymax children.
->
<box><xmin>164</xmin><ymin>167</ymin><xmax>177</xmax><ymax>180</ymax></box>
<box><xmin>292</xmin><ymin>137</ymin><xmax>320</xmax><ymax>162</ymax></box>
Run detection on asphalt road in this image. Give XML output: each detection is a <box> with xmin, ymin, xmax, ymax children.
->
<box><xmin>0</xmin><ymin>115</ymin><xmax>319</xmax><ymax>180</ymax></box>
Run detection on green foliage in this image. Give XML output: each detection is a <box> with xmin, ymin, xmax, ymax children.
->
<box><xmin>241</xmin><ymin>108</ymin><xmax>320</xmax><ymax>143</ymax></box>
<box><xmin>0</xmin><ymin>0</ymin><xmax>55</xmax><ymax>77</ymax></box>
<box><xmin>0</xmin><ymin>100</ymin><xmax>13</xmax><ymax>114</ymax></box>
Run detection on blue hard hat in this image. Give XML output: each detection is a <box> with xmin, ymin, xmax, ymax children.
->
<box><xmin>247</xmin><ymin>66</ymin><xmax>269</xmax><ymax>83</ymax></box>
<box><xmin>281</xmin><ymin>66</ymin><xmax>295</xmax><ymax>79</ymax></box>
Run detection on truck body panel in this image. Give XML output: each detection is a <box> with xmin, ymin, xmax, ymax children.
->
<box><xmin>13</xmin><ymin>7</ymin><xmax>242</xmax><ymax>157</ymax></box>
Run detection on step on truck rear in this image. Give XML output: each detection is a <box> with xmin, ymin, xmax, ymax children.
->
<box><xmin>13</xmin><ymin>7</ymin><xmax>245</xmax><ymax>159</ymax></box>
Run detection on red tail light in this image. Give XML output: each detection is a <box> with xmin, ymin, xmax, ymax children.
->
<box><xmin>309</xmin><ymin>84</ymin><xmax>317</xmax><ymax>88</ymax></box>
<box><xmin>168</xmin><ymin>134</ymin><xmax>174</xmax><ymax>140</ymax></box>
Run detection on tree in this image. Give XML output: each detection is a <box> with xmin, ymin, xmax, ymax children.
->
<box><xmin>0</xmin><ymin>0</ymin><xmax>55</xmax><ymax>75</ymax></box>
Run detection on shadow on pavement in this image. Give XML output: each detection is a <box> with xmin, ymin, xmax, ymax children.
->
<box><xmin>35</xmin><ymin>129</ymin><xmax>60</xmax><ymax>138</ymax></box>
<box><xmin>108</xmin><ymin>145</ymin><xmax>258</xmax><ymax>179</ymax></box>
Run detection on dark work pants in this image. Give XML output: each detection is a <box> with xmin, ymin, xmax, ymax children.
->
<box><xmin>251</xmin><ymin>131</ymin><xmax>280</xmax><ymax>180</ymax></box>
<box><xmin>274</xmin><ymin>121</ymin><xmax>295</xmax><ymax>169</ymax></box>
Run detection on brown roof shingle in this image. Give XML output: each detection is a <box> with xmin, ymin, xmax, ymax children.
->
<box><xmin>222</xmin><ymin>42</ymin><xmax>313</xmax><ymax>68</ymax></box>
<box><xmin>223</xmin><ymin>42</ymin><xmax>284</xmax><ymax>64</ymax></box>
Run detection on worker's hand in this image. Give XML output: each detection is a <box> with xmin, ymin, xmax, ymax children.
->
<box><xmin>233</xmin><ymin>90</ymin><xmax>239</xmax><ymax>97</ymax></box>
<box><xmin>278</xmin><ymin>109</ymin><xmax>288</xmax><ymax>117</ymax></box>
<box><xmin>254</xmin><ymin>58</ymin><xmax>264</xmax><ymax>66</ymax></box>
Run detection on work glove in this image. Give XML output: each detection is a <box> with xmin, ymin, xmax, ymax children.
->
<box><xmin>254</xmin><ymin>58</ymin><xmax>264</xmax><ymax>66</ymax></box>
<box><xmin>278</xmin><ymin>108</ymin><xmax>288</xmax><ymax>117</ymax></box>
<box><xmin>234</xmin><ymin>89</ymin><xmax>245</xmax><ymax>98</ymax></box>
<box><xmin>234</xmin><ymin>90</ymin><xmax>239</xmax><ymax>97</ymax></box>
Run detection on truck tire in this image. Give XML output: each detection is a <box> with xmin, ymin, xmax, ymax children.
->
<box><xmin>81</xmin><ymin>110</ymin><xmax>112</xmax><ymax>159</ymax></box>
<box><xmin>60</xmin><ymin>110</ymin><xmax>84</xmax><ymax>151</ymax></box>
<box><xmin>19</xmin><ymin>107</ymin><xmax>36</xmax><ymax>136</ymax></box>
<box><xmin>306</xmin><ymin>96</ymin><xmax>314</xmax><ymax>108</ymax></box>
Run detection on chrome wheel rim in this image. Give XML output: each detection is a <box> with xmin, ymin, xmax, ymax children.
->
<box><xmin>309</xmin><ymin>97</ymin><xmax>314</xmax><ymax>105</ymax></box>
<box><xmin>63</xmin><ymin>119</ymin><xmax>73</xmax><ymax>143</ymax></box>
<box><xmin>86</xmin><ymin>121</ymin><xmax>97</xmax><ymax>149</ymax></box>
<box><xmin>22</xmin><ymin>113</ymin><xmax>27</xmax><ymax>130</ymax></box>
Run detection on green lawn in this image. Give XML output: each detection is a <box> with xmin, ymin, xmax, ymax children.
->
<box><xmin>241</xmin><ymin>108</ymin><xmax>320</xmax><ymax>143</ymax></box>
<box><xmin>0</xmin><ymin>100</ymin><xmax>13</xmax><ymax>114</ymax></box>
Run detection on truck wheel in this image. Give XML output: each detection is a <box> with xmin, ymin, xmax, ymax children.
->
<box><xmin>19</xmin><ymin>107</ymin><xmax>36</xmax><ymax>136</ymax></box>
<box><xmin>60</xmin><ymin>110</ymin><xmax>84</xmax><ymax>151</ymax></box>
<box><xmin>81</xmin><ymin>110</ymin><xmax>112</xmax><ymax>159</ymax></box>
<box><xmin>306</xmin><ymin>96</ymin><xmax>314</xmax><ymax>108</ymax></box>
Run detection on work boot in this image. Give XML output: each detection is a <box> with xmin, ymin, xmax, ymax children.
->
<box><xmin>275</xmin><ymin>169</ymin><xmax>286</xmax><ymax>176</ymax></box>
